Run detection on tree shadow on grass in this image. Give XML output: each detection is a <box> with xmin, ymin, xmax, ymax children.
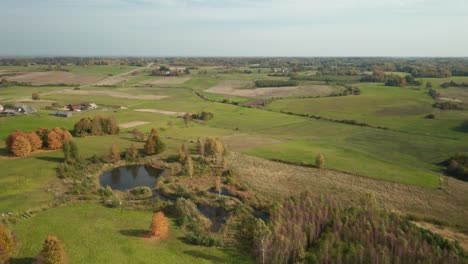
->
<box><xmin>453</xmin><ymin>120</ymin><xmax>468</xmax><ymax>133</ymax></box>
<box><xmin>10</xmin><ymin>257</ymin><xmax>35</xmax><ymax>264</ymax></box>
<box><xmin>0</xmin><ymin>148</ymin><xmax>9</xmax><ymax>156</ymax></box>
<box><xmin>35</xmin><ymin>156</ymin><xmax>64</xmax><ymax>163</ymax></box>
<box><xmin>119</xmin><ymin>229</ymin><xmax>150</xmax><ymax>238</ymax></box>
<box><xmin>183</xmin><ymin>250</ymin><xmax>226</xmax><ymax>263</ymax></box>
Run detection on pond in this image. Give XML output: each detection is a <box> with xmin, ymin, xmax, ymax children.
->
<box><xmin>99</xmin><ymin>165</ymin><xmax>164</xmax><ymax>191</ymax></box>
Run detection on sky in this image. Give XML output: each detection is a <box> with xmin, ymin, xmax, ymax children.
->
<box><xmin>1</xmin><ymin>0</ymin><xmax>467</xmax><ymax>57</ymax></box>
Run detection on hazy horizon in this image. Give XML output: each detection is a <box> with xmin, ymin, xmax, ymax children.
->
<box><xmin>2</xmin><ymin>0</ymin><xmax>468</xmax><ymax>57</ymax></box>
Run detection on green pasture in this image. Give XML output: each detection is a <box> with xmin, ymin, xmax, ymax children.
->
<box><xmin>11</xmin><ymin>203</ymin><xmax>251</xmax><ymax>264</ymax></box>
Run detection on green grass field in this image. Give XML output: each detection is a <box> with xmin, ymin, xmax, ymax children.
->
<box><xmin>1</xmin><ymin>65</ymin><xmax>468</xmax><ymax>262</ymax></box>
<box><xmin>11</xmin><ymin>203</ymin><xmax>251</xmax><ymax>264</ymax></box>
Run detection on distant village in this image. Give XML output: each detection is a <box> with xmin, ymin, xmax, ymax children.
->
<box><xmin>0</xmin><ymin>102</ymin><xmax>97</xmax><ymax>117</ymax></box>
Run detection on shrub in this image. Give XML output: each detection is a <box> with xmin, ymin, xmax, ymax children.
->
<box><xmin>62</xmin><ymin>140</ymin><xmax>80</xmax><ymax>164</ymax></box>
<box><xmin>36</xmin><ymin>235</ymin><xmax>66</xmax><ymax>264</ymax></box>
<box><xmin>150</xmin><ymin>212</ymin><xmax>170</xmax><ymax>240</ymax></box>
<box><xmin>425</xmin><ymin>114</ymin><xmax>435</xmax><ymax>119</ymax></box>
<box><xmin>0</xmin><ymin>225</ymin><xmax>15</xmax><ymax>263</ymax></box>
<box><xmin>98</xmin><ymin>186</ymin><xmax>113</xmax><ymax>198</ymax></box>
<box><xmin>32</xmin><ymin>92</ymin><xmax>40</xmax><ymax>100</ymax></box>
<box><xmin>144</xmin><ymin>129</ymin><xmax>165</xmax><ymax>155</ymax></box>
<box><xmin>108</xmin><ymin>143</ymin><xmax>120</xmax><ymax>163</ymax></box>
<box><xmin>129</xmin><ymin>186</ymin><xmax>152</xmax><ymax>199</ymax></box>
<box><xmin>185</xmin><ymin>232</ymin><xmax>221</xmax><ymax>247</ymax></box>
<box><xmin>316</xmin><ymin>153</ymin><xmax>325</xmax><ymax>169</ymax></box>
<box><xmin>125</xmin><ymin>144</ymin><xmax>139</xmax><ymax>162</ymax></box>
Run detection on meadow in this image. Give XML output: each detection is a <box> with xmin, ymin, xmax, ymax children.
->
<box><xmin>1</xmin><ymin>62</ymin><xmax>467</xmax><ymax>263</ymax></box>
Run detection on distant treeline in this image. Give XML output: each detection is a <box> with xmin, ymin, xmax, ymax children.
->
<box><xmin>255</xmin><ymin>80</ymin><xmax>298</xmax><ymax>87</ymax></box>
<box><xmin>361</xmin><ymin>69</ymin><xmax>422</xmax><ymax>86</ymax></box>
<box><xmin>3</xmin><ymin>57</ymin><xmax>468</xmax><ymax>77</ymax></box>
<box><xmin>441</xmin><ymin>81</ymin><xmax>468</xmax><ymax>88</ymax></box>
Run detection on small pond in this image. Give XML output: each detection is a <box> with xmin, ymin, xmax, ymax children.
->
<box><xmin>99</xmin><ymin>165</ymin><xmax>164</xmax><ymax>191</ymax></box>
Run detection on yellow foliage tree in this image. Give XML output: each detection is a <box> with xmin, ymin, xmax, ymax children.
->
<box><xmin>150</xmin><ymin>212</ymin><xmax>169</xmax><ymax>240</ymax></box>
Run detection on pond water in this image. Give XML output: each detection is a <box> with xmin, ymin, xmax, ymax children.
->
<box><xmin>99</xmin><ymin>165</ymin><xmax>164</xmax><ymax>191</ymax></box>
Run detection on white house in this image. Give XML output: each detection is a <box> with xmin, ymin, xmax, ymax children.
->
<box><xmin>0</xmin><ymin>104</ymin><xmax>4</xmax><ymax>112</ymax></box>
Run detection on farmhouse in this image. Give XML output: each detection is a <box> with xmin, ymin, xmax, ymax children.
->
<box><xmin>14</xmin><ymin>104</ymin><xmax>37</xmax><ymax>114</ymax></box>
<box><xmin>67</xmin><ymin>104</ymin><xmax>81</xmax><ymax>112</ymax></box>
<box><xmin>80</xmin><ymin>102</ymin><xmax>97</xmax><ymax>110</ymax></box>
<box><xmin>67</xmin><ymin>102</ymin><xmax>97</xmax><ymax>111</ymax></box>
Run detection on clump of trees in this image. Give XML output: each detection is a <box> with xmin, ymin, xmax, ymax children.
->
<box><xmin>252</xmin><ymin>192</ymin><xmax>466</xmax><ymax>264</ymax></box>
<box><xmin>36</xmin><ymin>235</ymin><xmax>66</xmax><ymax>264</ymax></box>
<box><xmin>445</xmin><ymin>153</ymin><xmax>468</xmax><ymax>181</ymax></box>
<box><xmin>441</xmin><ymin>81</ymin><xmax>468</xmax><ymax>88</ymax></box>
<box><xmin>6</xmin><ymin>128</ymin><xmax>72</xmax><ymax>157</ymax></box>
<box><xmin>255</xmin><ymin>80</ymin><xmax>298</xmax><ymax>88</ymax></box>
<box><xmin>0</xmin><ymin>225</ymin><xmax>15</xmax><ymax>263</ymax></box>
<box><xmin>150</xmin><ymin>212</ymin><xmax>170</xmax><ymax>240</ymax></box>
<box><xmin>203</xmin><ymin>137</ymin><xmax>227</xmax><ymax>163</ymax></box>
<box><xmin>144</xmin><ymin>128</ymin><xmax>165</xmax><ymax>155</ymax></box>
<box><xmin>191</xmin><ymin>111</ymin><xmax>214</xmax><ymax>121</ymax></box>
<box><xmin>73</xmin><ymin>115</ymin><xmax>119</xmax><ymax>137</ymax></box>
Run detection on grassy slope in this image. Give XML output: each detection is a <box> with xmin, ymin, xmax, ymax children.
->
<box><xmin>265</xmin><ymin>85</ymin><xmax>468</xmax><ymax>139</ymax></box>
<box><xmin>1</xmin><ymin>74</ymin><xmax>467</xmax><ymax>213</ymax></box>
<box><xmin>12</xmin><ymin>203</ymin><xmax>251</xmax><ymax>264</ymax></box>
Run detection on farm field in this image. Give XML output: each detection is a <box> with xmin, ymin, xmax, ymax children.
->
<box><xmin>1</xmin><ymin>61</ymin><xmax>467</xmax><ymax>263</ymax></box>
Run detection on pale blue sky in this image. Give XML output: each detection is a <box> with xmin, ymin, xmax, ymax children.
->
<box><xmin>1</xmin><ymin>0</ymin><xmax>467</xmax><ymax>56</ymax></box>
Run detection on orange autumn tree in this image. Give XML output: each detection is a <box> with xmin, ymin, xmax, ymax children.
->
<box><xmin>36</xmin><ymin>235</ymin><xmax>66</xmax><ymax>264</ymax></box>
<box><xmin>47</xmin><ymin>128</ymin><xmax>72</xmax><ymax>150</ymax></box>
<box><xmin>150</xmin><ymin>212</ymin><xmax>169</xmax><ymax>240</ymax></box>
<box><xmin>11</xmin><ymin>136</ymin><xmax>32</xmax><ymax>157</ymax></box>
<box><xmin>5</xmin><ymin>128</ymin><xmax>72</xmax><ymax>157</ymax></box>
<box><xmin>26</xmin><ymin>131</ymin><xmax>43</xmax><ymax>151</ymax></box>
<box><xmin>5</xmin><ymin>130</ymin><xmax>26</xmax><ymax>150</ymax></box>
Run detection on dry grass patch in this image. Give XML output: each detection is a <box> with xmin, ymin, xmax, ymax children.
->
<box><xmin>134</xmin><ymin>109</ymin><xmax>186</xmax><ymax>116</ymax></box>
<box><xmin>143</xmin><ymin>77</ymin><xmax>191</xmax><ymax>85</ymax></box>
<box><xmin>221</xmin><ymin>134</ymin><xmax>285</xmax><ymax>151</ymax></box>
<box><xmin>206</xmin><ymin>80</ymin><xmax>336</xmax><ymax>98</ymax></box>
<box><xmin>5</xmin><ymin>71</ymin><xmax>103</xmax><ymax>85</ymax></box>
<box><xmin>118</xmin><ymin>121</ymin><xmax>150</xmax><ymax>129</ymax></box>
<box><xmin>231</xmin><ymin>153</ymin><xmax>468</xmax><ymax>234</ymax></box>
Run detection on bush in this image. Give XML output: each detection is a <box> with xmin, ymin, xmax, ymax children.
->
<box><xmin>185</xmin><ymin>232</ymin><xmax>221</xmax><ymax>247</ymax></box>
<box><xmin>128</xmin><ymin>186</ymin><xmax>152</xmax><ymax>199</ymax></box>
<box><xmin>445</xmin><ymin>153</ymin><xmax>468</xmax><ymax>181</ymax></box>
<box><xmin>144</xmin><ymin>128</ymin><xmax>165</xmax><ymax>155</ymax></box>
<box><xmin>425</xmin><ymin>114</ymin><xmax>435</xmax><ymax>119</ymax></box>
<box><xmin>98</xmin><ymin>186</ymin><xmax>113</xmax><ymax>198</ymax></box>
